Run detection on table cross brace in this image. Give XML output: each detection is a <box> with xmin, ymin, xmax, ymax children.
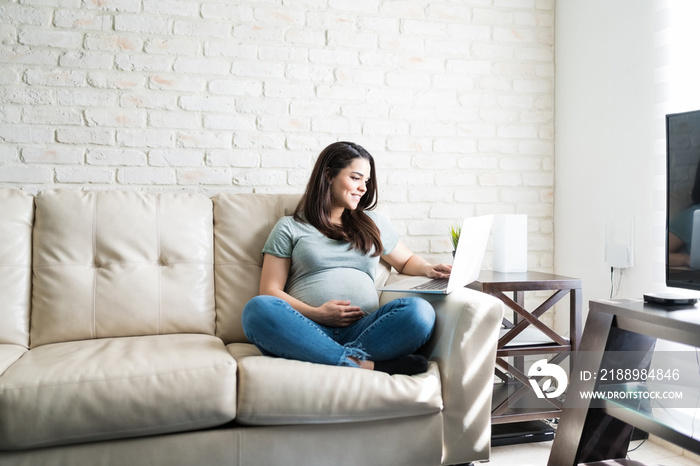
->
<box><xmin>496</xmin><ymin>289</ymin><xmax>570</xmax><ymax>348</ymax></box>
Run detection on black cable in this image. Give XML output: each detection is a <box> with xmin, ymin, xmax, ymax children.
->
<box><xmin>609</xmin><ymin>267</ymin><xmax>624</xmax><ymax>299</ymax></box>
<box><xmin>610</xmin><ymin>267</ymin><xmax>614</xmax><ymax>298</ymax></box>
<box><xmin>627</xmin><ymin>435</ymin><xmax>648</xmax><ymax>454</ymax></box>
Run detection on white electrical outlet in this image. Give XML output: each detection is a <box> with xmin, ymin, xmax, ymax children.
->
<box><xmin>605</xmin><ymin>217</ymin><xmax>635</xmax><ymax>268</ymax></box>
<box><xmin>607</xmin><ymin>243</ymin><xmax>632</xmax><ymax>268</ymax></box>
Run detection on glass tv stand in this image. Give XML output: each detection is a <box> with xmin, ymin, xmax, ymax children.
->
<box><xmin>548</xmin><ymin>298</ymin><xmax>700</xmax><ymax>465</ymax></box>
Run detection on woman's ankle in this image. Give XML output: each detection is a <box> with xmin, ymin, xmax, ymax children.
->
<box><xmin>348</xmin><ymin>356</ymin><xmax>375</xmax><ymax>370</ymax></box>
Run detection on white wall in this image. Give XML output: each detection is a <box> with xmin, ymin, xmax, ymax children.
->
<box><xmin>554</xmin><ymin>0</ymin><xmax>700</xmax><ymax>325</ymax></box>
<box><xmin>555</xmin><ymin>0</ymin><xmax>656</xmax><ymax>318</ymax></box>
<box><xmin>10</xmin><ymin>0</ymin><xmax>700</xmax><ymax>313</ymax></box>
<box><xmin>0</xmin><ymin>0</ymin><xmax>555</xmax><ymax>266</ymax></box>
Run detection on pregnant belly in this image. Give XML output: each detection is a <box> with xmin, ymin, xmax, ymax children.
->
<box><xmin>287</xmin><ymin>268</ymin><xmax>380</xmax><ymax>314</ymax></box>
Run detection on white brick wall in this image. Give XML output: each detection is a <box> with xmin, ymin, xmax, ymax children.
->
<box><xmin>0</xmin><ymin>0</ymin><xmax>554</xmax><ymax>267</ymax></box>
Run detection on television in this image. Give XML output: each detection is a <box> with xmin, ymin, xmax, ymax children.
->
<box><xmin>666</xmin><ymin>109</ymin><xmax>700</xmax><ymax>292</ymax></box>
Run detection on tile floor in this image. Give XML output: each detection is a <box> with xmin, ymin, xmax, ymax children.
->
<box><xmin>487</xmin><ymin>437</ymin><xmax>700</xmax><ymax>465</ymax></box>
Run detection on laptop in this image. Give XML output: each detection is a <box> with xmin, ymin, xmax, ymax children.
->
<box><xmin>379</xmin><ymin>215</ymin><xmax>493</xmax><ymax>294</ymax></box>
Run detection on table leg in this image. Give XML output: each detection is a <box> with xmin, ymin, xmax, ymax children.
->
<box><xmin>547</xmin><ymin>309</ymin><xmax>614</xmax><ymax>466</ymax></box>
<box><xmin>570</xmin><ymin>288</ymin><xmax>582</xmax><ymax>352</ymax></box>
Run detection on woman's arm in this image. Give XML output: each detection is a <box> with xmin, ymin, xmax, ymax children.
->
<box><xmin>382</xmin><ymin>240</ymin><xmax>452</xmax><ymax>278</ymax></box>
<box><xmin>259</xmin><ymin>254</ymin><xmax>310</xmax><ymax>311</ymax></box>
<box><xmin>259</xmin><ymin>254</ymin><xmax>364</xmax><ymax>327</ymax></box>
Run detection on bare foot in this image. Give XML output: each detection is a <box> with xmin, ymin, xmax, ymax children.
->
<box><xmin>348</xmin><ymin>356</ymin><xmax>375</xmax><ymax>370</ymax></box>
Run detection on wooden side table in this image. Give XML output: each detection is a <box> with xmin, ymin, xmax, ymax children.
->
<box><xmin>469</xmin><ymin>271</ymin><xmax>582</xmax><ymax>424</ymax></box>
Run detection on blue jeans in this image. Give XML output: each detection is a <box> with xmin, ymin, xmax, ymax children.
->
<box><xmin>242</xmin><ymin>296</ymin><xmax>436</xmax><ymax>368</ymax></box>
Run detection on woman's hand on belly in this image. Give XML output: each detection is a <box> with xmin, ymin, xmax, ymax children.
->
<box><xmin>310</xmin><ymin>300</ymin><xmax>364</xmax><ymax>327</ymax></box>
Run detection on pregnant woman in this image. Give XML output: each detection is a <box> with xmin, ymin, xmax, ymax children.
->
<box><xmin>242</xmin><ymin>141</ymin><xmax>452</xmax><ymax>375</ymax></box>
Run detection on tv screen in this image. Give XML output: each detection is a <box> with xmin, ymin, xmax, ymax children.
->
<box><xmin>667</xmin><ymin>109</ymin><xmax>700</xmax><ymax>291</ymax></box>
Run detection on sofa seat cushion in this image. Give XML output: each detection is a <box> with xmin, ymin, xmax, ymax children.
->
<box><xmin>0</xmin><ymin>334</ymin><xmax>237</xmax><ymax>450</ymax></box>
<box><xmin>0</xmin><ymin>344</ymin><xmax>26</xmax><ymax>375</ymax></box>
<box><xmin>228</xmin><ymin>343</ymin><xmax>442</xmax><ymax>425</ymax></box>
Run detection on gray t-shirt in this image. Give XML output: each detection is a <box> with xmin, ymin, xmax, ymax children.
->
<box><xmin>262</xmin><ymin>211</ymin><xmax>399</xmax><ymax>315</ymax></box>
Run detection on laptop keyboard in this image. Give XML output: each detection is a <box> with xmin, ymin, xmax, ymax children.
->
<box><xmin>410</xmin><ymin>278</ymin><xmax>449</xmax><ymax>291</ymax></box>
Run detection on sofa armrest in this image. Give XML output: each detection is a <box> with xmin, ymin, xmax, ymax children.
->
<box><xmin>379</xmin><ymin>279</ymin><xmax>504</xmax><ymax>465</ymax></box>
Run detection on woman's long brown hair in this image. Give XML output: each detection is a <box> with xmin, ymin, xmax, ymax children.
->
<box><xmin>294</xmin><ymin>142</ymin><xmax>383</xmax><ymax>256</ymax></box>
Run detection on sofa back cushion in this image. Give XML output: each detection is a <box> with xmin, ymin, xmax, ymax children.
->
<box><xmin>0</xmin><ymin>189</ymin><xmax>34</xmax><ymax>348</ymax></box>
<box><xmin>212</xmin><ymin>193</ymin><xmax>299</xmax><ymax>344</ymax></box>
<box><xmin>30</xmin><ymin>190</ymin><xmax>215</xmax><ymax>348</ymax></box>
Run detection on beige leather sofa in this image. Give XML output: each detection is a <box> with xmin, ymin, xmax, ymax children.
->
<box><xmin>0</xmin><ymin>188</ymin><xmax>504</xmax><ymax>466</ymax></box>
